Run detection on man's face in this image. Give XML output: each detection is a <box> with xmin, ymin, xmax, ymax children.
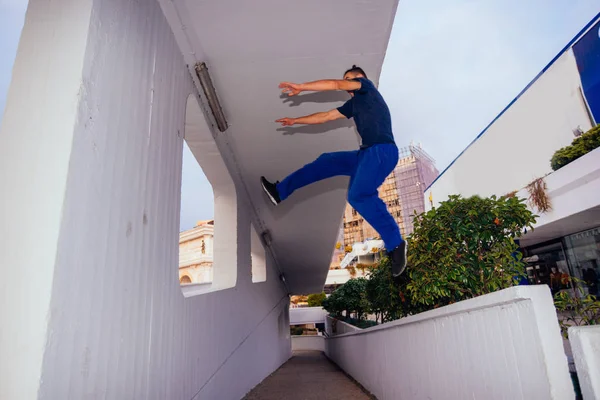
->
<box><xmin>343</xmin><ymin>71</ymin><xmax>363</xmax><ymax>97</ymax></box>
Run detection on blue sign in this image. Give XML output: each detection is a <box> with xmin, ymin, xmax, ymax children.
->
<box><xmin>573</xmin><ymin>19</ymin><xmax>600</xmax><ymax>123</ymax></box>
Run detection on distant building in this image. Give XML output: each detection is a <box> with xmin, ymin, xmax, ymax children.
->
<box><xmin>179</xmin><ymin>220</ymin><xmax>214</xmax><ymax>284</ymax></box>
<box><xmin>328</xmin><ymin>144</ymin><xmax>438</xmax><ymax>273</ymax></box>
<box><xmin>330</xmin><ymin>223</ymin><xmax>345</xmax><ymax>269</ymax></box>
<box><xmin>342</xmin><ymin>144</ymin><xmax>439</xmax><ymax>245</ymax></box>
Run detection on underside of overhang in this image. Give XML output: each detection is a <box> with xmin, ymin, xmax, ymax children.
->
<box><xmin>159</xmin><ymin>0</ymin><xmax>399</xmax><ymax>293</ymax></box>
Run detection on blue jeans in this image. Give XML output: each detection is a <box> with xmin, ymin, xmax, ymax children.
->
<box><xmin>277</xmin><ymin>143</ymin><xmax>402</xmax><ymax>251</ymax></box>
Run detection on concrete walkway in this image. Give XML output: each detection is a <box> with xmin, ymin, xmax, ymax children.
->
<box><xmin>243</xmin><ymin>351</ymin><xmax>374</xmax><ymax>400</ymax></box>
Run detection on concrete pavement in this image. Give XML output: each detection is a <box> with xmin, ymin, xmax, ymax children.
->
<box><xmin>243</xmin><ymin>351</ymin><xmax>374</xmax><ymax>400</ymax></box>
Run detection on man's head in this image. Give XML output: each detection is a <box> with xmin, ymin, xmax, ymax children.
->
<box><xmin>343</xmin><ymin>65</ymin><xmax>367</xmax><ymax>80</ymax></box>
<box><xmin>343</xmin><ymin>65</ymin><xmax>367</xmax><ymax>96</ymax></box>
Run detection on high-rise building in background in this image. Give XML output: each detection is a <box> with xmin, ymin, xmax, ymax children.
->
<box><xmin>340</xmin><ymin>144</ymin><xmax>439</xmax><ymax>250</ymax></box>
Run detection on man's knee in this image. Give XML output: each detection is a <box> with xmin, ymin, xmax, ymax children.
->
<box><xmin>347</xmin><ymin>189</ymin><xmax>365</xmax><ymax>209</ymax></box>
<box><xmin>314</xmin><ymin>152</ymin><xmax>337</xmax><ymax>164</ymax></box>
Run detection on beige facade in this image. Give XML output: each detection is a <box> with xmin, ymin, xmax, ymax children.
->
<box><xmin>179</xmin><ymin>220</ymin><xmax>214</xmax><ymax>284</ymax></box>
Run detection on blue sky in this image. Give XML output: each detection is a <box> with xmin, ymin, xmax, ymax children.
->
<box><xmin>1</xmin><ymin>0</ymin><xmax>599</xmax><ymax>231</ymax></box>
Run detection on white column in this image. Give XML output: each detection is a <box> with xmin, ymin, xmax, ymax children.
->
<box><xmin>1</xmin><ymin>1</ymin><xmax>290</xmax><ymax>398</ymax></box>
<box><xmin>0</xmin><ymin>1</ymin><xmax>94</xmax><ymax>398</ymax></box>
<box><xmin>569</xmin><ymin>326</ymin><xmax>600</xmax><ymax>400</ymax></box>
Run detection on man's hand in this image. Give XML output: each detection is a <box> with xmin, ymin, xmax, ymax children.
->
<box><xmin>276</xmin><ymin>117</ymin><xmax>296</xmax><ymax>126</ymax></box>
<box><xmin>279</xmin><ymin>82</ymin><xmax>303</xmax><ymax>97</ymax></box>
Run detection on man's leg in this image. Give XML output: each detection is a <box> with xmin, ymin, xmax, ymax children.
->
<box><xmin>347</xmin><ymin>144</ymin><xmax>406</xmax><ymax>276</ymax></box>
<box><xmin>272</xmin><ymin>151</ymin><xmax>358</xmax><ymax>201</ymax></box>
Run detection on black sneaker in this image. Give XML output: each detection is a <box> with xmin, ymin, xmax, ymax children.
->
<box><xmin>389</xmin><ymin>240</ymin><xmax>407</xmax><ymax>277</ymax></box>
<box><xmin>261</xmin><ymin>177</ymin><xmax>281</xmax><ymax>206</ymax></box>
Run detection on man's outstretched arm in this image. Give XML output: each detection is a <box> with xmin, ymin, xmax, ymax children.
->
<box><xmin>276</xmin><ymin>109</ymin><xmax>345</xmax><ymax>126</ymax></box>
<box><xmin>279</xmin><ymin>80</ymin><xmax>361</xmax><ymax>96</ymax></box>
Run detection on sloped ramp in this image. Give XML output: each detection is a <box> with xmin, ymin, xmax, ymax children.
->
<box><xmin>243</xmin><ymin>351</ymin><xmax>375</xmax><ymax>400</ymax></box>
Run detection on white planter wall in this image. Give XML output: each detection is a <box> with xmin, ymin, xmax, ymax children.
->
<box><xmin>326</xmin><ymin>286</ymin><xmax>574</xmax><ymax>400</ymax></box>
<box><xmin>569</xmin><ymin>326</ymin><xmax>600</xmax><ymax>400</ymax></box>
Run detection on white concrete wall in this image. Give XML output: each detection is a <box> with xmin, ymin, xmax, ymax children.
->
<box><xmin>0</xmin><ymin>1</ymin><xmax>290</xmax><ymax>399</ymax></box>
<box><xmin>325</xmin><ymin>268</ymin><xmax>369</xmax><ymax>286</ymax></box>
<box><xmin>516</xmin><ymin>147</ymin><xmax>600</xmax><ymax>246</ymax></box>
<box><xmin>326</xmin><ymin>286</ymin><xmax>574</xmax><ymax>400</ymax></box>
<box><xmin>292</xmin><ymin>336</ymin><xmax>326</xmax><ymax>352</ymax></box>
<box><xmin>426</xmin><ymin>49</ymin><xmax>595</xmax><ymax>210</ymax></box>
<box><xmin>325</xmin><ymin>315</ymin><xmax>362</xmax><ymax>337</ymax></box>
<box><xmin>569</xmin><ymin>326</ymin><xmax>600</xmax><ymax>400</ymax></box>
<box><xmin>290</xmin><ymin>307</ymin><xmax>327</xmax><ymax>325</ymax></box>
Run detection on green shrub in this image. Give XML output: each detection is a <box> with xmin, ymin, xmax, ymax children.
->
<box><xmin>554</xmin><ymin>278</ymin><xmax>600</xmax><ymax>338</ymax></box>
<box><xmin>365</xmin><ymin>259</ymin><xmax>427</xmax><ymax>323</ymax></box>
<box><xmin>307</xmin><ymin>292</ymin><xmax>326</xmax><ymax>307</ymax></box>
<box><xmin>325</xmin><ymin>195</ymin><xmax>536</xmax><ymax>325</ymax></box>
<box><xmin>406</xmin><ymin>195</ymin><xmax>536</xmax><ymax>307</ymax></box>
<box><xmin>290</xmin><ymin>326</ymin><xmax>304</xmax><ymax>336</ymax></box>
<box><xmin>551</xmin><ymin>125</ymin><xmax>600</xmax><ymax>171</ymax></box>
<box><xmin>337</xmin><ymin>315</ymin><xmax>377</xmax><ymax>329</ymax></box>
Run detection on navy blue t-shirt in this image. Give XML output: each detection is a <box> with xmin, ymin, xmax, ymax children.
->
<box><xmin>336</xmin><ymin>78</ymin><xmax>395</xmax><ymax>148</ymax></box>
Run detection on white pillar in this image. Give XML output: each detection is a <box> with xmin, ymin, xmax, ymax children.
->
<box><xmin>1</xmin><ymin>1</ymin><xmax>290</xmax><ymax>398</ymax></box>
<box><xmin>0</xmin><ymin>1</ymin><xmax>94</xmax><ymax>398</ymax></box>
<box><xmin>569</xmin><ymin>326</ymin><xmax>600</xmax><ymax>400</ymax></box>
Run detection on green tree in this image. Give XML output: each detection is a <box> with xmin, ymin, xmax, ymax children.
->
<box><xmin>322</xmin><ymin>290</ymin><xmax>344</xmax><ymax>317</ymax></box>
<box><xmin>338</xmin><ymin>278</ymin><xmax>370</xmax><ymax>320</ymax></box>
<box><xmin>322</xmin><ymin>278</ymin><xmax>371</xmax><ymax>321</ymax></box>
<box><xmin>307</xmin><ymin>292</ymin><xmax>326</xmax><ymax>307</ymax></box>
<box><xmin>406</xmin><ymin>195</ymin><xmax>536</xmax><ymax>307</ymax></box>
<box><xmin>366</xmin><ymin>259</ymin><xmax>403</xmax><ymax>323</ymax></box>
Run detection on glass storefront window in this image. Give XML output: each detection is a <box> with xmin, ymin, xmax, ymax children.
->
<box><xmin>523</xmin><ymin>240</ymin><xmax>570</xmax><ymax>294</ymax></box>
<box><xmin>564</xmin><ymin>227</ymin><xmax>600</xmax><ymax>297</ymax></box>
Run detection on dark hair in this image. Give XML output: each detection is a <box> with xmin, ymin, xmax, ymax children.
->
<box><xmin>344</xmin><ymin>65</ymin><xmax>367</xmax><ymax>78</ymax></box>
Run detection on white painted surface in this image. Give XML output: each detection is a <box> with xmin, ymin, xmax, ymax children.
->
<box><xmin>290</xmin><ymin>307</ymin><xmax>327</xmax><ymax>325</ymax></box>
<box><xmin>0</xmin><ymin>1</ymin><xmax>95</xmax><ymax>398</ymax></box>
<box><xmin>325</xmin><ymin>268</ymin><xmax>369</xmax><ymax>286</ymax></box>
<box><xmin>292</xmin><ymin>336</ymin><xmax>326</xmax><ymax>352</ymax></box>
<box><xmin>325</xmin><ymin>316</ymin><xmax>363</xmax><ymax>337</ymax></box>
<box><xmin>251</xmin><ymin>222</ymin><xmax>267</xmax><ymax>283</ymax></box>
<box><xmin>569</xmin><ymin>326</ymin><xmax>600</xmax><ymax>400</ymax></box>
<box><xmin>426</xmin><ymin>49</ymin><xmax>594</xmax><ymax>210</ymax></box>
<box><xmin>1</xmin><ymin>1</ymin><xmax>291</xmax><ymax>399</ymax></box>
<box><xmin>517</xmin><ymin>147</ymin><xmax>600</xmax><ymax>246</ymax></box>
<box><xmin>326</xmin><ymin>286</ymin><xmax>574</xmax><ymax>400</ymax></box>
<box><xmin>158</xmin><ymin>0</ymin><xmax>399</xmax><ymax>294</ymax></box>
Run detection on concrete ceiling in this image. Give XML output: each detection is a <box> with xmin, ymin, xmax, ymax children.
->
<box><xmin>162</xmin><ymin>0</ymin><xmax>399</xmax><ymax>293</ymax></box>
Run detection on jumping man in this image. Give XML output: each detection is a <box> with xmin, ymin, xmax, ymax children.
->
<box><xmin>260</xmin><ymin>65</ymin><xmax>407</xmax><ymax>276</ymax></box>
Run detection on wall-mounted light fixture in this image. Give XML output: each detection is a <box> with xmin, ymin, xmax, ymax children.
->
<box><xmin>195</xmin><ymin>62</ymin><xmax>228</xmax><ymax>132</ymax></box>
<box><xmin>261</xmin><ymin>230</ymin><xmax>272</xmax><ymax>247</ymax></box>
